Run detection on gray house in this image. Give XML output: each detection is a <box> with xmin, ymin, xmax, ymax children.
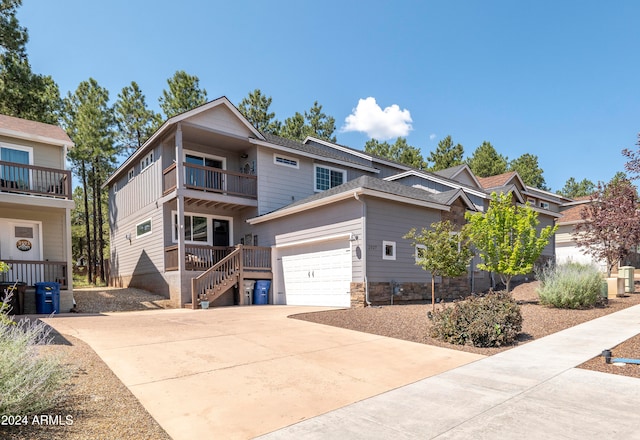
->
<box><xmin>105</xmin><ymin>97</ymin><xmax>559</xmax><ymax>308</ymax></box>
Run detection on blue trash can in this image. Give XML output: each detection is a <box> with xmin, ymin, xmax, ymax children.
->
<box><xmin>35</xmin><ymin>282</ymin><xmax>60</xmax><ymax>314</ymax></box>
<box><xmin>253</xmin><ymin>280</ymin><xmax>271</xmax><ymax>305</ymax></box>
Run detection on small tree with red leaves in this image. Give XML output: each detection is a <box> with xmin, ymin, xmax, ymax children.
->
<box><xmin>574</xmin><ymin>177</ymin><xmax>640</xmax><ymax>276</ymax></box>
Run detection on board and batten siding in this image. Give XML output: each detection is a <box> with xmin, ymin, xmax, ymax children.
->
<box><xmin>110</xmin><ymin>146</ymin><xmax>162</xmax><ymax>221</ymax></box>
<box><xmin>365</xmin><ymin>197</ymin><xmax>442</xmax><ymax>283</ymax></box>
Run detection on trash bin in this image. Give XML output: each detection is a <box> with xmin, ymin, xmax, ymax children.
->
<box><xmin>1</xmin><ymin>282</ymin><xmax>26</xmax><ymax>315</ymax></box>
<box><xmin>35</xmin><ymin>282</ymin><xmax>60</xmax><ymax>314</ymax></box>
<box><xmin>619</xmin><ymin>266</ymin><xmax>635</xmax><ymax>293</ymax></box>
<box><xmin>253</xmin><ymin>280</ymin><xmax>271</xmax><ymax>305</ymax></box>
<box><xmin>242</xmin><ymin>280</ymin><xmax>255</xmax><ymax>305</ymax></box>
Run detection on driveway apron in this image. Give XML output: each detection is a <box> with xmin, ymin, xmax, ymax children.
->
<box><xmin>43</xmin><ymin>306</ymin><xmax>483</xmax><ymax>440</ymax></box>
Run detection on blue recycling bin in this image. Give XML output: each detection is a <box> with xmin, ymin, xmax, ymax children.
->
<box><xmin>35</xmin><ymin>282</ymin><xmax>60</xmax><ymax>314</ymax></box>
<box><xmin>253</xmin><ymin>280</ymin><xmax>271</xmax><ymax>305</ymax></box>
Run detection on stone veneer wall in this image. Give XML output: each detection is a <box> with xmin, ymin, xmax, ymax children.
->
<box><xmin>350</xmin><ymin>276</ymin><xmax>471</xmax><ymax>307</ymax></box>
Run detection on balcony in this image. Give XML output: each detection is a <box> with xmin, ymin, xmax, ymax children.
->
<box><xmin>163</xmin><ymin>163</ymin><xmax>257</xmax><ymax>199</ymax></box>
<box><xmin>0</xmin><ymin>160</ymin><xmax>71</xmax><ymax>199</ymax></box>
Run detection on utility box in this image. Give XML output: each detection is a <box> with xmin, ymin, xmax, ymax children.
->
<box><xmin>618</xmin><ymin>266</ymin><xmax>635</xmax><ymax>294</ymax></box>
<box><xmin>242</xmin><ymin>280</ymin><xmax>255</xmax><ymax>305</ymax></box>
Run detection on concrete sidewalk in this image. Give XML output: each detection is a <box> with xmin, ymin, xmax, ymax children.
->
<box><xmin>42</xmin><ymin>306</ymin><xmax>483</xmax><ymax>440</ymax></box>
<box><xmin>260</xmin><ymin>304</ymin><xmax>640</xmax><ymax>439</ymax></box>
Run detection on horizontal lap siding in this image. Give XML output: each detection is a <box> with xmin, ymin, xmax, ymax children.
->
<box><xmin>0</xmin><ymin>207</ymin><xmax>65</xmax><ymax>261</ymax></box>
<box><xmin>365</xmin><ymin>197</ymin><xmax>442</xmax><ymax>283</ymax></box>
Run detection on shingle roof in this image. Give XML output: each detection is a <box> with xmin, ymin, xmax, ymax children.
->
<box><xmin>477</xmin><ymin>172</ymin><xmax>518</xmax><ymax>189</ymax></box>
<box><xmin>0</xmin><ymin>114</ymin><xmax>72</xmax><ymax>145</ymax></box>
<box><xmin>433</xmin><ymin>164</ymin><xmax>468</xmax><ymax>179</ymax></box>
<box><xmin>558</xmin><ymin>200</ymin><xmax>591</xmax><ymax>223</ymax></box>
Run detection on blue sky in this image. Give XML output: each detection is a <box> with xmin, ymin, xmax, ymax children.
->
<box><xmin>20</xmin><ymin>1</ymin><xmax>640</xmax><ymax>192</ymax></box>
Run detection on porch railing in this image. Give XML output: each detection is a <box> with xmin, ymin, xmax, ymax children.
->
<box><xmin>165</xmin><ymin>245</ymin><xmax>235</xmax><ymax>271</ymax></box>
<box><xmin>191</xmin><ymin>247</ymin><xmax>242</xmax><ymax>308</ymax></box>
<box><xmin>0</xmin><ymin>160</ymin><xmax>71</xmax><ymax>199</ymax></box>
<box><xmin>0</xmin><ymin>260</ymin><xmax>68</xmax><ymax>288</ymax></box>
<box><xmin>162</xmin><ymin>163</ymin><xmax>257</xmax><ymax>199</ymax></box>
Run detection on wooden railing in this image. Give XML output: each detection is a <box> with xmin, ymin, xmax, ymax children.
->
<box><xmin>191</xmin><ymin>247</ymin><xmax>241</xmax><ymax>308</ymax></box>
<box><xmin>162</xmin><ymin>163</ymin><xmax>257</xmax><ymax>199</ymax></box>
<box><xmin>165</xmin><ymin>245</ymin><xmax>235</xmax><ymax>271</ymax></box>
<box><xmin>0</xmin><ymin>160</ymin><xmax>71</xmax><ymax>199</ymax></box>
<box><xmin>0</xmin><ymin>260</ymin><xmax>68</xmax><ymax>288</ymax></box>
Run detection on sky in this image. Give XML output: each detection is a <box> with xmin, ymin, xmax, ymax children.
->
<box><xmin>19</xmin><ymin>1</ymin><xmax>640</xmax><ymax>192</ymax></box>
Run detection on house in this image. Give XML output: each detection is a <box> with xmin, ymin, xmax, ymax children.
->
<box><xmin>0</xmin><ymin>114</ymin><xmax>74</xmax><ymax>311</ymax></box>
<box><xmin>105</xmin><ymin>97</ymin><xmax>560</xmax><ymax>308</ymax></box>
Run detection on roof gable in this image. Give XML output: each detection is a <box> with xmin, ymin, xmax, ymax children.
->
<box><xmin>434</xmin><ymin>164</ymin><xmax>482</xmax><ymax>188</ymax></box>
<box><xmin>0</xmin><ymin>114</ymin><xmax>72</xmax><ymax>147</ymax></box>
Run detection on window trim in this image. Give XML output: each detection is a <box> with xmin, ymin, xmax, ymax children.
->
<box><xmin>127</xmin><ymin>168</ymin><xmax>135</xmax><ymax>182</ymax></box>
<box><xmin>383</xmin><ymin>240</ymin><xmax>396</xmax><ymax>261</ymax></box>
<box><xmin>171</xmin><ymin>210</ymin><xmax>234</xmax><ymax>246</ymax></box>
<box><xmin>314</xmin><ymin>164</ymin><xmax>346</xmax><ymax>192</ymax></box>
<box><xmin>135</xmin><ymin>218</ymin><xmax>152</xmax><ymax>239</ymax></box>
<box><xmin>415</xmin><ymin>244</ymin><xmax>427</xmax><ymax>263</ymax></box>
<box><xmin>140</xmin><ymin>151</ymin><xmax>154</xmax><ymax>172</ymax></box>
<box><xmin>184</xmin><ymin>149</ymin><xmax>226</xmax><ymax>170</ymax></box>
<box><xmin>273</xmin><ymin>153</ymin><xmax>299</xmax><ymax>169</ymax></box>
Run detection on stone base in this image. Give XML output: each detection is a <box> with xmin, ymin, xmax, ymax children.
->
<box><xmin>350</xmin><ymin>277</ymin><xmax>471</xmax><ymax>308</ymax></box>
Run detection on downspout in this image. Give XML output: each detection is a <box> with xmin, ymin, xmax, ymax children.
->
<box><xmin>354</xmin><ymin>192</ymin><xmax>371</xmax><ymax>306</ymax></box>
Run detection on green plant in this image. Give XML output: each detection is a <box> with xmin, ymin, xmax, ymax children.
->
<box><xmin>429</xmin><ymin>291</ymin><xmax>522</xmax><ymax>347</ymax></box>
<box><xmin>0</xmin><ymin>290</ymin><xmax>70</xmax><ymax>416</ymax></box>
<box><xmin>536</xmin><ymin>262</ymin><xmax>603</xmax><ymax>309</ymax></box>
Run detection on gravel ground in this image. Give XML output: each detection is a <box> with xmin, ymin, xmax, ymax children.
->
<box><xmin>2</xmin><ymin>282</ymin><xmax>639</xmax><ymax>439</ymax></box>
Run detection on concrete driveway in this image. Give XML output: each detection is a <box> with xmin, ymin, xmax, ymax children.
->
<box><xmin>43</xmin><ymin>306</ymin><xmax>483</xmax><ymax>439</ymax></box>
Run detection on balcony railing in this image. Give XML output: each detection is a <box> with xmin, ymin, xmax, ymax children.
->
<box><xmin>162</xmin><ymin>163</ymin><xmax>257</xmax><ymax>199</ymax></box>
<box><xmin>0</xmin><ymin>260</ymin><xmax>68</xmax><ymax>288</ymax></box>
<box><xmin>0</xmin><ymin>160</ymin><xmax>71</xmax><ymax>199</ymax></box>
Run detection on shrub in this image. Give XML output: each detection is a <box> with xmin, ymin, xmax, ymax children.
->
<box><xmin>429</xmin><ymin>291</ymin><xmax>522</xmax><ymax>347</ymax></box>
<box><xmin>0</xmin><ymin>291</ymin><xmax>70</xmax><ymax>416</ymax></box>
<box><xmin>536</xmin><ymin>262</ymin><xmax>602</xmax><ymax>309</ymax></box>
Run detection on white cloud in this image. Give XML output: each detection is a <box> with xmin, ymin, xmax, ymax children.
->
<box><xmin>429</xmin><ymin>133</ymin><xmax>437</xmax><ymax>140</ymax></box>
<box><xmin>342</xmin><ymin>97</ymin><xmax>413</xmax><ymax>140</ymax></box>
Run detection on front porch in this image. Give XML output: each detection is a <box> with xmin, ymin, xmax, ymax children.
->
<box><xmin>164</xmin><ymin>244</ymin><xmax>272</xmax><ymax>308</ymax></box>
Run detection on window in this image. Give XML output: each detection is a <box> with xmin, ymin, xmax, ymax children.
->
<box><xmin>172</xmin><ymin>212</ymin><xmax>232</xmax><ymax>246</ymax></box>
<box><xmin>1</xmin><ymin>144</ymin><xmax>32</xmax><ymax>189</ymax></box>
<box><xmin>314</xmin><ymin>164</ymin><xmax>345</xmax><ymax>191</ymax></box>
<box><xmin>140</xmin><ymin>151</ymin><xmax>154</xmax><ymax>172</ymax></box>
<box><xmin>383</xmin><ymin>241</ymin><xmax>396</xmax><ymax>260</ymax></box>
<box><xmin>539</xmin><ymin>201</ymin><xmax>550</xmax><ymax>210</ymax></box>
<box><xmin>127</xmin><ymin>168</ymin><xmax>135</xmax><ymax>182</ymax></box>
<box><xmin>527</xmin><ymin>198</ymin><xmax>536</xmax><ymax>206</ymax></box>
<box><xmin>415</xmin><ymin>244</ymin><xmax>427</xmax><ymax>263</ymax></box>
<box><xmin>274</xmin><ymin>154</ymin><xmax>299</xmax><ymax>168</ymax></box>
<box><xmin>136</xmin><ymin>219</ymin><xmax>152</xmax><ymax>238</ymax></box>
<box><xmin>184</xmin><ymin>151</ymin><xmax>225</xmax><ymax>189</ymax></box>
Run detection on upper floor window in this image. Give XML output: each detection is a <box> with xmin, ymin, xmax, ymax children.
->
<box><xmin>127</xmin><ymin>168</ymin><xmax>135</xmax><ymax>181</ymax></box>
<box><xmin>140</xmin><ymin>151</ymin><xmax>154</xmax><ymax>172</ymax></box>
<box><xmin>274</xmin><ymin>154</ymin><xmax>299</xmax><ymax>169</ymax></box>
<box><xmin>314</xmin><ymin>164</ymin><xmax>345</xmax><ymax>192</ymax></box>
<box><xmin>539</xmin><ymin>201</ymin><xmax>550</xmax><ymax>210</ymax></box>
<box><xmin>527</xmin><ymin>198</ymin><xmax>536</xmax><ymax>206</ymax></box>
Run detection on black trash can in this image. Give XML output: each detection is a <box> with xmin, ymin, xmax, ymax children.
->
<box><xmin>0</xmin><ymin>282</ymin><xmax>26</xmax><ymax>315</ymax></box>
<box><xmin>35</xmin><ymin>282</ymin><xmax>60</xmax><ymax>314</ymax></box>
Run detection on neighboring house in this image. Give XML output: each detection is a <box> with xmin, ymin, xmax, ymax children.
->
<box><xmin>105</xmin><ymin>97</ymin><xmax>561</xmax><ymax>308</ymax></box>
<box><xmin>0</xmin><ymin>114</ymin><xmax>74</xmax><ymax>306</ymax></box>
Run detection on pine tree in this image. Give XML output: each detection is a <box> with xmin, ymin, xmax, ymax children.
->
<box><xmin>158</xmin><ymin>70</ymin><xmax>207</xmax><ymax>118</ymax></box>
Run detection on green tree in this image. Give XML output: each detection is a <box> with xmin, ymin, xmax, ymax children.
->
<box><xmin>404</xmin><ymin>221</ymin><xmax>473</xmax><ymax>310</ymax></box>
<box><xmin>62</xmin><ymin>78</ymin><xmax>116</xmax><ymax>284</ymax></box>
<box><xmin>558</xmin><ymin>177</ymin><xmax>595</xmax><ymax>198</ymax></box>
<box><xmin>238</xmin><ymin>88</ymin><xmax>281</xmax><ymax>134</ymax></box>
<box><xmin>508</xmin><ymin>153</ymin><xmax>548</xmax><ymax>190</ymax></box>
<box><xmin>0</xmin><ymin>1</ymin><xmax>60</xmax><ymax>124</ymax></box>
<box><xmin>465</xmin><ymin>192</ymin><xmax>557</xmax><ymax>292</ymax></box>
<box><xmin>0</xmin><ymin>0</ymin><xmax>28</xmax><ymax>57</ymax></box>
<box><xmin>427</xmin><ymin>135</ymin><xmax>464</xmax><ymax>171</ymax></box>
<box><xmin>114</xmin><ymin>81</ymin><xmax>162</xmax><ymax>151</ymax></box>
<box><xmin>467</xmin><ymin>141</ymin><xmax>508</xmax><ymax>177</ymax></box>
<box><xmin>158</xmin><ymin>70</ymin><xmax>208</xmax><ymax>119</ymax></box>
<box><xmin>280</xmin><ymin>101</ymin><xmax>336</xmax><ymax>142</ymax></box>
<box><xmin>365</xmin><ymin>137</ymin><xmax>426</xmax><ymax>169</ymax></box>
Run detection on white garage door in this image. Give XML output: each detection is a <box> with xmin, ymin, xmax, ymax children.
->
<box><xmin>279</xmin><ymin>240</ymin><xmax>352</xmax><ymax>307</ymax></box>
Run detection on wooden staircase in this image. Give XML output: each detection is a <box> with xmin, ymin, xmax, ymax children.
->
<box><xmin>190</xmin><ymin>247</ymin><xmax>242</xmax><ymax>309</ymax></box>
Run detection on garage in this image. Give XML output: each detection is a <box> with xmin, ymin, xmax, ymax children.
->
<box><xmin>277</xmin><ymin>238</ymin><xmax>352</xmax><ymax>307</ymax></box>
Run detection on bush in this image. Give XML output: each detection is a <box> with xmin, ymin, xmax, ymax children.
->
<box><xmin>0</xmin><ymin>291</ymin><xmax>70</xmax><ymax>416</ymax></box>
<box><xmin>536</xmin><ymin>262</ymin><xmax>603</xmax><ymax>309</ymax></box>
<box><xmin>429</xmin><ymin>291</ymin><xmax>522</xmax><ymax>347</ymax></box>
